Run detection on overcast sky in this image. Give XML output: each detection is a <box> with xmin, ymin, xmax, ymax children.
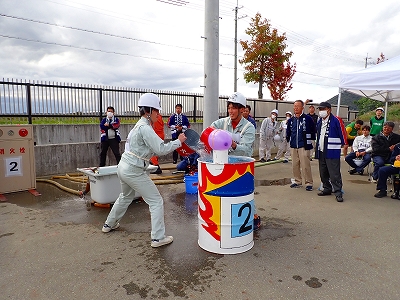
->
<box><xmin>1</xmin><ymin>0</ymin><xmax>400</xmax><ymax>103</ymax></box>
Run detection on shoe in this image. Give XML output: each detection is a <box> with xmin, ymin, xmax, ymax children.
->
<box><xmin>150</xmin><ymin>166</ymin><xmax>162</xmax><ymax>174</ymax></box>
<box><xmin>151</xmin><ymin>235</ymin><xmax>174</xmax><ymax>248</ymax></box>
<box><xmin>173</xmin><ymin>160</ymin><xmax>177</xmax><ymax>164</ymax></box>
<box><xmin>290</xmin><ymin>183</ymin><xmax>302</xmax><ymax>188</ymax></box>
<box><xmin>317</xmin><ymin>191</ymin><xmax>332</xmax><ymax>196</ymax></box>
<box><xmin>271</xmin><ymin>158</ymin><xmax>277</xmax><ymax>161</ymax></box>
<box><xmin>390</xmin><ymin>192</ymin><xmax>399</xmax><ymax>199</ymax></box>
<box><xmin>266</xmin><ymin>159</ymin><xmax>272</xmax><ymax>162</ymax></box>
<box><xmin>358</xmin><ymin>170</ymin><xmax>364</xmax><ymax>175</ymax></box>
<box><xmin>260</xmin><ymin>158</ymin><xmax>266</xmax><ymax>163</ymax></box>
<box><xmin>370</xmin><ymin>179</ymin><xmax>377</xmax><ymax>183</ymax></box>
<box><xmin>374</xmin><ymin>190</ymin><xmax>387</xmax><ymax>198</ymax></box>
<box><xmin>336</xmin><ymin>195</ymin><xmax>344</xmax><ymax>202</ymax></box>
<box><xmin>305</xmin><ymin>186</ymin><xmax>313</xmax><ymax>191</ymax></box>
<box><xmin>102</xmin><ymin>222</ymin><xmax>120</xmax><ymax>233</ymax></box>
<box><xmin>283</xmin><ymin>159</ymin><xmax>289</xmax><ymax>163</ymax></box>
<box><xmin>349</xmin><ymin>169</ymin><xmax>357</xmax><ymax>175</ymax></box>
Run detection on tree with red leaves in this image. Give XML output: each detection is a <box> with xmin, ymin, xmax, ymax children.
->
<box><xmin>239</xmin><ymin>13</ymin><xmax>296</xmax><ymax>100</ymax></box>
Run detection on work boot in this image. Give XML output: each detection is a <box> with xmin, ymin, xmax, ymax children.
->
<box><xmin>391</xmin><ymin>176</ymin><xmax>400</xmax><ymax>199</ymax></box>
<box><xmin>374</xmin><ymin>190</ymin><xmax>387</xmax><ymax>198</ymax></box>
<box><xmin>150</xmin><ymin>166</ymin><xmax>162</xmax><ymax>174</ymax></box>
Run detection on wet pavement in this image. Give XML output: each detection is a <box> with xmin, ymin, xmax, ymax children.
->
<box><xmin>2</xmin><ymin>160</ymin><xmax>400</xmax><ymax>299</ymax></box>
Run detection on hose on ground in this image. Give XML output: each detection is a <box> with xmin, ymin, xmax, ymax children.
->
<box><xmin>36</xmin><ymin>178</ymin><xmax>83</xmax><ymax>196</ymax></box>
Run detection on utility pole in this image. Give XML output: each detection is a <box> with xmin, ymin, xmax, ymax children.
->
<box><xmin>234</xmin><ymin>2</ymin><xmax>238</xmax><ymax>92</ymax></box>
<box><xmin>233</xmin><ymin>1</ymin><xmax>246</xmax><ymax>92</ymax></box>
<box><xmin>365</xmin><ymin>53</ymin><xmax>372</xmax><ymax>68</ymax></box>
<box><xmin>203</xmin><ymin>0</ymin><xmax>219</xmax><ymax>128</ymax></box>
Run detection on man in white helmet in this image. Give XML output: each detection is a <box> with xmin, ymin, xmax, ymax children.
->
<box><xmin>101</xmin><ymin>93</ymin><xmax>187</xmax><ymax>248</ymax></box>
<box><xmin>210</xmin><ymin>92</ymin><xmax>255</xmax><ymax>157</ymax></box>
<box><xmin>259</xmin><ymin>109</ymin><xmax>279</xmax><ymax>162</ymax></box>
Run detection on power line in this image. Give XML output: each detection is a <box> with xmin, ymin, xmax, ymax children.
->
<box><xmin>0</xmin><ymin>34</ymin><xmax>204</xmax><ymax>66</ymax></box>
<box><xmin>0</xmin><ymin>14</ymin><xmax>199</xmax><ymax>53</ymax></box>
<box><xmin>3</xmin><ymin>0</ymin><xmax>346</xmax><ymax>89</ymax></box>
<box><xmin>238</xmin><ymin>8</ymin><xmax>365</xmax><ymax>63</ymax></box>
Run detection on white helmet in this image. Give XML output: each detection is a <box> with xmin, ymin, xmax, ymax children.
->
<box><xmin>138</xmin><ymin>93</ymin><xmax>162</xmax><ymax>111</ymax></box>
<box><xmin>271</xmin><ymin>109</ymin><xmax>278</xmax><ymax>115</ymax></box>
<box><xmin>227</xmin><ymin>92</ymin><xmax>246</xmax><ymax>107</ymax></box>
<box><xmin>376</xmin><ymin>107</ymin><xmax>384</xmax><ymax>112</ymax></box>
<box><xmin>285</xmin><ymin>111</ymin><xmax>292</xmax><ymax>116</ymax></box>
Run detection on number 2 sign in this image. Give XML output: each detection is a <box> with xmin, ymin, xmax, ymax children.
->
<box><xmin>220</xmin><ymin>194</ymin><xmax>255</xmax><ymax>250</ymax></box>
<box><xmin>5</xmin><ymin>156</ymin><xmax>23</xmax><ymax>177</ymax></box>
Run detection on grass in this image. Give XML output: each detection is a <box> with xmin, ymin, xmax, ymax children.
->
<box><xmin>356</xmin><ymin>103</ymin><xmax>400</xmax><ymax>122</ymax></box>
<box><xmin>0</xmin><ymin>116</ymin><xmax>200</xmax><ymax>125</ymax></box>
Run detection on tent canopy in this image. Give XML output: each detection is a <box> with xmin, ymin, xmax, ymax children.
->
<box><xmin>337</xmin><ymin>54</ymin><xmax>400</xmax><ymax>119</ymax></box>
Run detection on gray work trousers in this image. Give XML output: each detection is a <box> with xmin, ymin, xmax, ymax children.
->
<box><xmin>318</xmin><ymin>151</ymin><xmax>343</xmax><ymax>196</ymax></box>
<box><xmin>105</xmin><ymin>159</ymin><xmax>166</xmax><ymax>240</ymax></box>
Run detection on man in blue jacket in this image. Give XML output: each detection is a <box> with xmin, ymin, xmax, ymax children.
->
<box><xmin>99</xmin><ymin>106</ymin><xmax>121</xmax><ymax>167</ymax></box>
<box><xmin>286</xmin><ymin>100</ymin><xmax>316</xmax><ymax>191</ymax></box>
<box><xmin>315</xmin><ymin>102</ymin><xmax>345</xmax><ymax>202</ymax></box>
<box><xmin>168</xmin><ymin>104</ymin><xmax>190</xmax><ymax>164</ymax></box>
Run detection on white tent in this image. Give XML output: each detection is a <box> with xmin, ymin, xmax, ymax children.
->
<box><xmin>338</xmin><ymin>54</ymin><xmax>400</xmax><ymax>120</ymax></box>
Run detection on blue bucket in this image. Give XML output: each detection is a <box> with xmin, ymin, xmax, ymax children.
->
<box><xmin>184</xmin><ymin>173</ymin><xmax>198</xmax><ymax>194</ymax></box>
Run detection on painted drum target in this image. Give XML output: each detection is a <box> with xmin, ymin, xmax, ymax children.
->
<box><xmin>197</xmin><ymin>156</ymin><xmax>255</xmax><ymax>254</ymax></box>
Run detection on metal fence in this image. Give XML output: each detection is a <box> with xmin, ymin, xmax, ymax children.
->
<box><xmin>0</xmin><ymin>78</ymin><xmax>352</xmax><ymax>124</ymax></box>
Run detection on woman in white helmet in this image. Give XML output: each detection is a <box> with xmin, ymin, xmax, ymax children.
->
<box><xmin>102</xmin><ymin>93</ymin><xmax>187</xmax><ymax>248</ymax></box>
<box><xmin>259</xmin><ymin>109</ymin><xmax>279</xmax><ymax>162</ymax></box>
<box><xmin>210</xmin><ymin>92</ymin><xmax>255</xmax><ymax>157</ymax></box>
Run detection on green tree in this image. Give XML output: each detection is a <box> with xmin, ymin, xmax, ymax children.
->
<box><xmin>239</xmin><ymin>13</ymin><xmax>296</xmax><ymax>100</ymax></box>
<box><xmin>355</xmin><ymin>97</ymin><xmax>382</xmax><ymax>115</ymax></box>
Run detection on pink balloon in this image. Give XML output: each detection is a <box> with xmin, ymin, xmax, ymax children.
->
<box><xmin>208</xmin><ymin>129</ymin><xmax>231</xmax><ymax>150</ymax></box>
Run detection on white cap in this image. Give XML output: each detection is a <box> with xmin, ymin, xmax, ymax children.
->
<box><xmin>227</xmin><ymin>92</ymin><xmax>246</xmax><ymax>107</ymax></box>
<box><xmin>285</xmin><ymin>111</ymin><xmax>292</xmax><ymax>116</ymax></box>
<box><xmin>376</xmin><ymin>107</ymin><xmax>384</xmax><ymax>112</ymax></box>
<box><xmin>138</xmin><ymin>93</ymin><xmax>162</xmax><ymax>111</ymax></box>
<box><xmin>271</xmin><ymin>109</ymin><xmax>278</xmax><ymax>115</ymax></box>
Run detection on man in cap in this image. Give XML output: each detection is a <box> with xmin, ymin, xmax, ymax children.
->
<box><xmin>370</xmin><ymin>107</ymin><xmax>385</xmax><ymax>136</ymax></box>
<box><xmin>259</xmin><ymin>109</ymin><xmax>279</xmax><ymax>162</ymax></box>
<box><xmin>315</xmin><ymin>102</ymin><xmax>345</xmax><ymax>202</ymax></box>
<box><xmin>286</xmin><ymin>100</ymin><xmax>316</xmax><ymax>191</ymax></box>
<box><xmin>374</xmin><ymin>143</ymin><xmax>400</xmax><ymax>198</ymax></box>
<box><xmin>370</xmin><ymin>121</ymin><xmax>400</xmax><ymax>182</ymax></box>
<box><xmin>210</xmin><ymin>92</ymin><xmax>255</xmax><ymax>157</ymax></box>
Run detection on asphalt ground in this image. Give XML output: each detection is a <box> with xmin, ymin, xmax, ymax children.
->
<box><xmin>1</xmin><ymin>158</ymin><xmax>400</xmax><ymax>299</ymax></box>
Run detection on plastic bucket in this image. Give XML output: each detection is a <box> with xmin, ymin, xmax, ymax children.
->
<box><xmin>184</xmin><ymin>173</ymin><xmax>198</xmax><ymax>194</ymax></box>
<box><xmin>176</xmin><ymin>129</ymin><xmax>200</xmax><ymax>157</ymax></box>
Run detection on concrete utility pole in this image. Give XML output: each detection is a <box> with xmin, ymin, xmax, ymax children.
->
<box><xmin>365</xmin><ymin>53</ymin><xmax>372</xmax><ymax>68</ymax></box>
<box><xmin>203</xmin><ymin>0</ymin><xmax>219</xmax><ymax>129</ymax></box>
<box><xmin>234</xmin><ymin>3</ymin><xmax>238</xmax><ymax>92</ymax></box>
<box><xmin>233</xmin><ymin>1</ymin><xmax>246</xmax><ymax>93</ymax></box>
